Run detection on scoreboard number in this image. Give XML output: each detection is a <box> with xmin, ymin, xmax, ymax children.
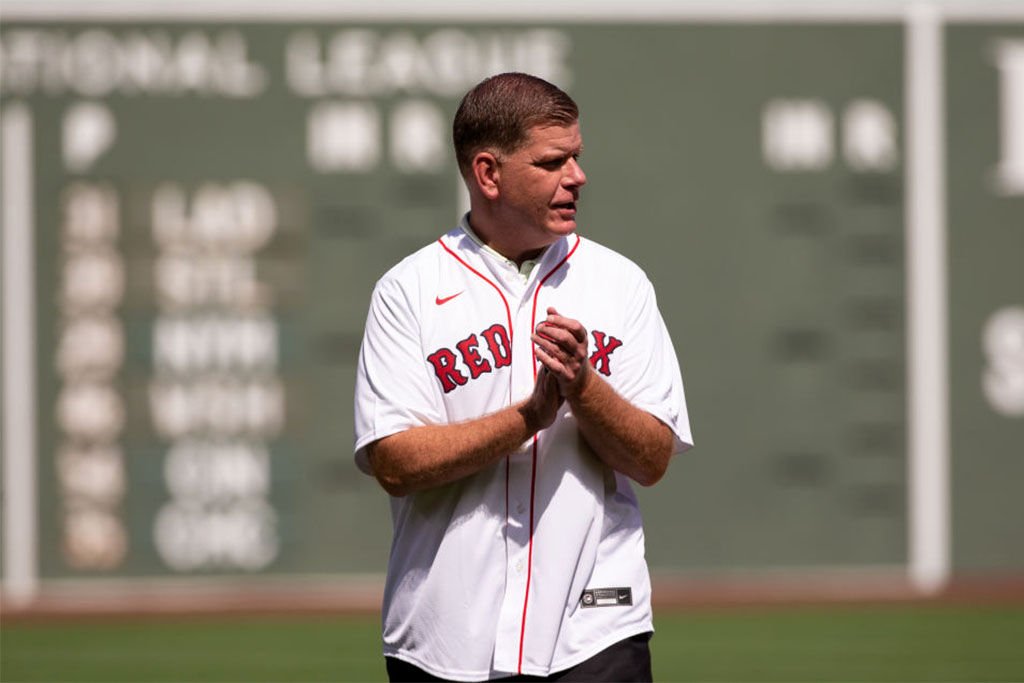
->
<box><xmin>983</xmin><ymin>306</ymin><xmax>1024</xmax><ymax>417</ymax></box>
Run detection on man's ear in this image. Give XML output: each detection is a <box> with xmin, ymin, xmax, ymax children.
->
<box><xmin>471</xmin><ymin>152</ymin><xmax>501</xmax><ymax>200</ymax></box>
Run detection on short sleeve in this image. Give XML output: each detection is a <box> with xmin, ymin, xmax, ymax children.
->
<box><xmin>613</xmin><ymin>276</ymin><xmax>693</xmax><ymax>455</ymax></box>
<box><xmin>353</xmin><ymin>275</ymin><xmax>443</xmax><ymax>475</ymax></box>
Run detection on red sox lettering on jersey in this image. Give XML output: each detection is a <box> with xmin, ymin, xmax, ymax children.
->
<box><xmin>589</xmin><ymin>330</ymin><xmax>622</xmax><ymax>377</ymax></box>
<box><xmin>427</xmin><ymin>325</ymin><xmax>623</xmax><ymax>393</ymax></box>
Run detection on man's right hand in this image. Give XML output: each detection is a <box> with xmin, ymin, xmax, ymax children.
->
<box><xmin>520</xmin><ymin>365</ymin><xmax>564</xmax><ymax>433</ymax></box>
<box><xmin>368</xmin><ymin>366</ymin><xmax>565</xmax><ymax>497</ymax></box>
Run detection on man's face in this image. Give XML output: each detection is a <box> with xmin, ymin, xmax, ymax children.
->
<box><xmin>494</xmin><ymin>122</ymin><xmax>587</xmax><ymax>252</ymax></box>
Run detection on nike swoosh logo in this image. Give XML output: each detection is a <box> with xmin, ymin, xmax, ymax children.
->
<box><xmin>435</xmin><ymin>291</ymin><xmax>464</xmax><ymax>305</ymax></box>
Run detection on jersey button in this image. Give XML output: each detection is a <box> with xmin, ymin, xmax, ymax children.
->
<box><xmin>515</xmin><ymin>559</ymin><xmax>525</xmax><ymax>574</ymax></box>
<box><xmin>516</xmin><ymin>503</ymin><xmax>526</xmax><ymax>514</ymax></box>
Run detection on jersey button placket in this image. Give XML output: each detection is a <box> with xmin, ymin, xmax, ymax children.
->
<box><xmin>493</xmin><ymin>294</ymin><xmax>539</xmax><ymax>671</ymax></box>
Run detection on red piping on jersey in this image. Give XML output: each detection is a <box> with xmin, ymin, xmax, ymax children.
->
<box><xmin>517</xmin><ymin>234</ymin><xmax>580</xmax><ymax>674</ymax></box>
<box><xmin>437</xmin><ymin>238</ymin><xmax>513</xmax><ymax>349</ymax></box>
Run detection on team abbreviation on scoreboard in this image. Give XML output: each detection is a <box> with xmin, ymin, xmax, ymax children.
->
<box><xmin>149</xmin><ymin>181</ymin><xmax>283</xmax><ymax>572</ymax></box>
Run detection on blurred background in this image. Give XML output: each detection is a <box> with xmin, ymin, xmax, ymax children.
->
<box><xmin>1</xmin><ymin>0</ymin><xmax>1022</xmax><ymax>680</ymax></box>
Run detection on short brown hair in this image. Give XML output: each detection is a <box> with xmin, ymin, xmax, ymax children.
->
<box><xmin>453</xmin><ymin>72</ymin><xmax>579</xmax><ymax>176</ymax></box>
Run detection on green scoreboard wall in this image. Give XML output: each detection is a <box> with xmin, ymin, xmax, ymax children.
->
<box><xmin>1</xmin><ymin>7</ymin><xmax>1022</xmax><ymax>596</ymax></box>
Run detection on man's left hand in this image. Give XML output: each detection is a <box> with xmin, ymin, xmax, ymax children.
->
<box><xmin>531</xmin><ymin>307</ymin><xmax>591</xmax><ymax>399</ymax></box>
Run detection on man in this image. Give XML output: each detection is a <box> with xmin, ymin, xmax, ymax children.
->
<box><xmin>354</xmin><ymin>72</ymin><xmax>692</xmax><ymax>682</ymax></box>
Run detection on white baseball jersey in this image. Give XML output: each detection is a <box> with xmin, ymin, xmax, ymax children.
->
<box><xmin>353</xmin><ymin>214</ymin><xmax>692</xmax><ymax>681</ymax></box>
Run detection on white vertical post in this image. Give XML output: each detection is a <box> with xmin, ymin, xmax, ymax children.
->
<box><xmin>2</xmin><ymin>103</ymin><xmax>39</xmax><ymax>607</ymax></box>
<box><xmin>905</xmin><ymin>4</ymin><xmax>950</xmax><ymax>594</ymax></box>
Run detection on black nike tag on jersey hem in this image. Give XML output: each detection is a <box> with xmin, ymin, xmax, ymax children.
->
<box><xmin>580</xmin><ymin>587</ymin><xmax>632</xmax><ymax>608</ymax></box>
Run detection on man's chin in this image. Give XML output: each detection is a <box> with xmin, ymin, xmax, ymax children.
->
<box><xmin>548</xmin><ymin>217</ymin><xmax>578</xmax><ymax>235</ymax></box>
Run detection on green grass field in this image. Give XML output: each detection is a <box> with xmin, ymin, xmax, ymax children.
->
<box><xmin>2</xmin><ymin>605</ymin><xmax>1023</xmax><ymax>682</ymax></box>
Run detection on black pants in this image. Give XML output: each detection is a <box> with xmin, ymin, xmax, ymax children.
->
<box><xmin>385</xmin><ymin>631</ymin><xmax>653</xmax><ymax>682</ymax></box>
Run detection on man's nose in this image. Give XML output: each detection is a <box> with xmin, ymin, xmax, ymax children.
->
<box><xmin>564</xmin><ymin>158</ymin><xmax>587</xmax><ymax>188</ymax></box>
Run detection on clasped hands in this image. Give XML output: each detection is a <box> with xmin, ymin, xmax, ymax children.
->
<box><xmin>523</xmin><ymin>306</ymin><xmax>591</xmax><ymax>431</ymax></box>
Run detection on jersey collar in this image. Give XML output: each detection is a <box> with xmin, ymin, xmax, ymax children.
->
<box><xmin>459</xmin><ymin>213</ymin><xmax>544</xmax><ymax>284</ymax></box>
